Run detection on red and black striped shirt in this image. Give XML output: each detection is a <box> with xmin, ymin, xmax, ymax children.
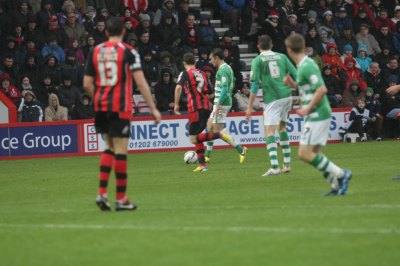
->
<box><xmin>176</xmin><ymin>68</ymin><xmax>210</xmax><ymax>113</ymax></box>
<box><xmin>84</xmin><ymin>41</ymin><xmax>142</xmax><ymax>119</ymax></box>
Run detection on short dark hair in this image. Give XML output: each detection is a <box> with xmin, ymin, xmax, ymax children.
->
<box><xmin>96</xmin><ymin>17</ymin><xmax>106</xmax><ymax>24</ymax></box>
<box><xmin>183</xmin><ymin>52</ymin><xmax>195</xmax><ymax>65</ymax></box>
<box><xmin>258</xmin><ymin>35</ymin><xmax>272</xmax><ymax>50</ymax></box>
<box><xmin>210</xmin><ymin>48</ymin><xmax>224</xmax><ymax>60</ymax></box>
<box><xmin>106</xmin><ymin>17</ymin><xmax>124</xmax><ymax>36</ymax></box>
<box><xmin>285</xmin><ymin>33</ymin><xmax>305</xmax><ymax>54</ymax></box>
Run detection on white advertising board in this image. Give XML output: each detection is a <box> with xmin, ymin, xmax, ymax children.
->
<box><xmin>83</xmin><ymin>110</ymin><xmax>350</xmax><ymax>153</ymax></box>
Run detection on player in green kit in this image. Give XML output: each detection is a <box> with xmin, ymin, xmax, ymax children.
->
<box><xmin>246</xmin><ymin>35</ymin><xmax>296</xmax><ymax>176</ymax></box>
<box><xmin>205</xmin><ymin>48</ymin><xmax>247</xmax><ymax>163</ymax></box>
<box><xmin>284</xmin><ymin>33</ymin><xmax>352</xmax><ymax>196</ymax></box>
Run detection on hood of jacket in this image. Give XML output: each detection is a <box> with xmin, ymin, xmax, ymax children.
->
<box><xmin>326</xmin><ymin>42</ymin><xmax>337</xmax><ymax>51</ymax></box>
<box><xmin>0</xmin><ymin>72</ymin><xmax>11</xmax><ymax>83</ymax></box>
<box><xmin>357</xmin><ymin>43</ymin><xmax>368</xmax><ymax>54</ymax></box>
<box><xmin>344</xmin><ymin>56</ymin><xmax>356</xmax><ymax>67</ymax></box>
<box><xmin>48</xmin><ymin>93</ymin><xmax>60</xmax><ymax>111</ymax></box>
<box><xmin>43</xmin><ymin>53</ymin><xmax>59</xmax><ymax>65</ymax></box>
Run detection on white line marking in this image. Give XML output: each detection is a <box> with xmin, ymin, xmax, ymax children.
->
<box><xmin>1</xmin><ymin>204</ymin><xmax>399</xmax><ymax>213</ymax></box>
<box><xmin>0</xmin><ymin>224</ymin><xmax>399</xmax><ymax>235</ymax></box>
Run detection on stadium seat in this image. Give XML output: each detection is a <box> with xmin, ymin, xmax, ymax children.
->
<box><xmin>137</xmin><ymin>101</ymin><xmax>152</xmax><ymax>114</ymax></box>
<box><xmin>343</xmin><ymin>133</ymin><xmax>359</xmax><ymax>143</ymax></box>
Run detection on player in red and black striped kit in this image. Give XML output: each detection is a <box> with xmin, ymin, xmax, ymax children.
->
<box><xmin>174</xmin><ymin>52</ymin><xmax>234</xmax><ymax>172</ymax></box>
<box><xmin>83</xmin><ymin>17</ymin><xmax>161</xmax><ymax>211</ymax></box>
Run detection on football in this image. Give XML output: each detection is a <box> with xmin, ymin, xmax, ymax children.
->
<box><xmin>183</xmin><ymin>151</ymin><xmax>198</xmax><ymax>164</ymax></box>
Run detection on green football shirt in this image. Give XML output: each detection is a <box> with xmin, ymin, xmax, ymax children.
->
<box><xmin>250</xmin><ymin>50</ymin><xmax>297</xmax><ymax>104</ymax></box>
<box><xmin>214</xmin><ymin>63</ymin><xmax>234</xmax><ymax>106</ymax></box>
<box><xmin>296</xmin><ymin>56</ymin><xmax>331</xmax><ymax>122</ymax></box>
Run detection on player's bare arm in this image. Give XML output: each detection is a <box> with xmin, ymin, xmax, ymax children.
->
<box><xmin>283</xmin><ymin>74</ymin><xmax>297</xmax><ymax>89</ymax></box>
<box><xmin>246</xmin><ymin>93</ymin><xmax>257</xmax><ymax>122</ymax></box>
<box><xmin>246</xmin><ymin>80</ymin><xmax>259</xmax><ymax>122</ymax></box>
<box><xmin>83</xmin><ymin>75</ymin><xmax>95</xmax><ymax>98</ymax></box>
<box><xmin>174</xmin><ymin>84</ymin><xmax>182</xmax><ymax>115</ymax></box>
<box><xmin>134</xmin><ymin>71</ymin><xmax>161</xmax><ymax>124</ymax></box>
<box><xmin>297</xmin><ymin>86</ymin><xmax>327</xmax><ymax>117</ymax></box>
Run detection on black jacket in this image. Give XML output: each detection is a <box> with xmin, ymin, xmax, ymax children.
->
<box><xmin>21</xmin><ymin>99</ymin><xmax>43</xmax><ymax>122</ymax></box>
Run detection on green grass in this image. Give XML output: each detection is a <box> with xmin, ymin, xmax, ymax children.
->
<box><xmin>0</xmin><ymin>141</ymin><xmax>399</xmax><ymax>266</ymax></box>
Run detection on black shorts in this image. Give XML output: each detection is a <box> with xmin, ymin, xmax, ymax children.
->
<box><xmin>188</xmin><ymin>109</ymin><xmax>211</xmax><ymax>135</ymax></box>
<box><xmin>95</xmin><ymin>112</ymin><xmax>131</xmax><ymax>138</ymax></box>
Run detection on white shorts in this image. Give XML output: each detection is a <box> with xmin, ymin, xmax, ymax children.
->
<box><xmin>300</xmin><ymin>119</ymin><xmax>331</xmax><ymax>146</ymax></box>
<box><xmin>210</xmin><ymin>105</ymin><xmax>231</xmax><ymax>124</ymax></box>
<box><xmin>262</xmin><ymin>97</ymin><xmax>292</xmax><ymax>126</ymax></box>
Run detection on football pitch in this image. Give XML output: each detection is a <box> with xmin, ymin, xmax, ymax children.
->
<box><xmin>0</xmin><ymin>141</ymin><xmax>399</xmax><ymax>266</ymax></box>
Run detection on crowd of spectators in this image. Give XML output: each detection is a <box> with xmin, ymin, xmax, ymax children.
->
<box><xmin>0</xmin><ymin>0</ymin><xmax>399</xmax><ymax>138</ymax></box>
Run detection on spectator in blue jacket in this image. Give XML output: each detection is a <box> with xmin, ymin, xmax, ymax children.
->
<box><xmin>334</xmin><ymin>7</ymin><xmax>352</xmax><ymax>36</ymax></box>
<box><xmin>42</xmin><ymin>35</ymin><xmax>65</xmax><ymax>64</ymax></box>
<box><xmin>218</xmin><ymin>0</ymin><xmax>245</xmax><ymax>36</ymax></box>
<box><xmin>197</xmin><ymin>14</ymin><xmax>219</xmax><ymax>53</ymax></box>
<box><xmin>153</xmin><ymin>0</ymin><xmax>179</xmax><ymax>27</ymax></box>
<box><xmin>356</xmin><ymin>44</ymin><xmax>372</xmax><ymax>73</ymax></box>
<box><xmin>392</xmin><ymin>21</ymin><xmax>400</xmax><ymax>54</ymax></box>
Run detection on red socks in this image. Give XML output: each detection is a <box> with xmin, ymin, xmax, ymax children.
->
<box><xmin>196</xmin><ymin>132</ymin><xmax>220</xmax><ymax>143</ymax></box>
<box><xmin>195</xmin><ymin>143</ymin><xmax>206</xmax><ymax>166</ymax></box>
<box><xmin>98</xmin><ymin>149</ymin><xmax>114</xmax><ymax>195</ymax></box>
<box><xmin>114</xmin><ymin>154</ymin><xmax>128</xmax><ymax>201</ymax></box>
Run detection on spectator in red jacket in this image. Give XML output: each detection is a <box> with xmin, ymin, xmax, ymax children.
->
<box><xmin>121</xmin><ymin>7</ymin><xmax>139</xmax><ymax>29</ymax></box>
<box><xmin>0</xmin><ymin>72</ymin><xmax>22</xmax><ymax>107</ymax></box>
<box><xmin>121</xmin><ymin>0</ymin><xmax>148</xmax><ymax>15</ymax></box>
<box><xmin>343</xmin><ymin>56</ymin><xmax>367</xmax><ymax>91</ymax></box>
<box><xmin>374</xmin><ymin>8</ymin><xmax>396</xmax><ymax>33</ymax></box>
<box><xmin>353</xmin><ymin>0</ymin><xmax>375</xmax><ymax>21</ymax></box>
<box><xmin>322</xmin><ymin>43</ymin><xmax>345</xmax><ymax>78</ymax></box>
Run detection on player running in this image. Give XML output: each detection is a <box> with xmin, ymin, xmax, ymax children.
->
<box><xmin>174</xmin><ymin>52</ymin><xmax>235</xmax><ymax>172</ymax></box>
<box><xmin>284</xmin><ymin>33</ymin><xmax>352</xmax><ymax>196</ymax></box>
<box><xmin>246</xmin><ymin>35</ymin><xmax>297</xmax><ymax>176</ymax></box>
<box><xmin>205</xmin><ymin>48</ymin><xmax>247</xmax><ymax>163</ymax></box>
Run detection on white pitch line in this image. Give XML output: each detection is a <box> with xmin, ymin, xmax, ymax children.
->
<box><xmin>1</xmin><ymin>204</ymin><xmax>400</xmax><ymax>213</ymax></box>
<box><xmin>0</xmin><ymin>223</ymin><xmax>399</xmax><ymax>235</ymax></box>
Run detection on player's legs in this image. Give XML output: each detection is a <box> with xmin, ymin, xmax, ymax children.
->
<box><xmin>112</xmin><ymin>137</ymin><xmax>137</xmax><ymax>209</ymax></box>
<box><xmin>205</xmin><ymin>105</ymin><xmax>246</xmax><ymax>162</ymax></box>
<box><xmin>101</xmin><ymin>114</ymin><xmax>137</xmax><ymax>210</ymax></box>
<box><xmin>299</xmin><ymin>120</ymin><xmax>351</xmax><ymax>195</ymax></box>
<box><xmin>214</xmin><ymin>122</ymin><xmax>245</xmax><ymax>154</ymax></box>
<box><xmin>278</xmin><ymin>99</ymin><xmax>292</xmax><ymax>172</ymax></box>
<box><xmin>98</xmin><ymin>134</ymin><xmax>114</xmax><ymax>196</ymax></box>
<box><xmin>262</xmin><ymin>99</ymin><xmax>291</xmax><ymax>175</ymax></box>
<box><xmin>265</xmin><ymin>124</ymin><xmax>280</xmax><ymax>170</ymax></box>
<box><xmin>94</xmin><ymin>112</ymin><xmax>113</xmax><ymax>211</ymax></box>
<box><xmin>279</xmin><ymin>122</ymin><xmax>291</xmax><ymax>173</ymax></box>
<box><xmin>189</xmin><ymin>109</ymin><xmax>218</xmax><ymax>171</ymax></box>
<box><xmin>205</xmin><ymin>117</ymin><xmax>214</xmax><ymax>160</ymax></box>
<box><xmin>112</xmin><ymin>136</ymin><xmax>128</xmax><ymax>200</ymax></box>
